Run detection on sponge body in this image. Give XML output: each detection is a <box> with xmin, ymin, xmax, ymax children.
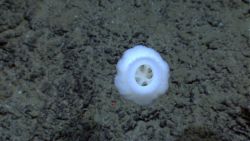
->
<box><xmin>115</xmin><ymin>45</ymin><xmax>170</xmax><ymax>105</ymax></box>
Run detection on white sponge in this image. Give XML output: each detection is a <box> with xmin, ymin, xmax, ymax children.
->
<box><xmin>114</xmin><ymin>45</ymin><xmax>170</xmax><ymax>105</ymax></box>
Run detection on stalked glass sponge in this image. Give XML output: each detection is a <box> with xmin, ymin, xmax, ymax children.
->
<box><xmin>114</xmin><ymin>45</ymin><xmax>170</xmax><ymax>105</ymax></box>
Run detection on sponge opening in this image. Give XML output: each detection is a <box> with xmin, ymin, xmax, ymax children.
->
<box><xmin>135</xmin><ymin>64</ymin><xmax>153</xmax><ymax>86</ymax></box>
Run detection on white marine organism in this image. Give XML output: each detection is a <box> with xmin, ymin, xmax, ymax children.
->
<box><xmin>115</xmin><ymin>45</ymin><xmax>170</xmax><ymax>105</ymax></box>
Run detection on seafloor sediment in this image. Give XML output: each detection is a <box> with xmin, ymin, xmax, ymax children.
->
<box><xmin>0</xmin><ymin>0</ymin><xmax>250</xmax><ymax>141</ymax></box>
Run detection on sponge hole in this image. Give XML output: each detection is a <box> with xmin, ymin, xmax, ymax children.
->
<box><xmin>135</xmin><ymin>64</ymin><xmax>153</xmax><ymax>86</ymax></box>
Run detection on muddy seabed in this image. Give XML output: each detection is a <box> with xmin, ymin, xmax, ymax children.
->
<box><xmin>0</xmin><ymin>0</ymin><xmax>250</xmax><ymax>141</ymax></box>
